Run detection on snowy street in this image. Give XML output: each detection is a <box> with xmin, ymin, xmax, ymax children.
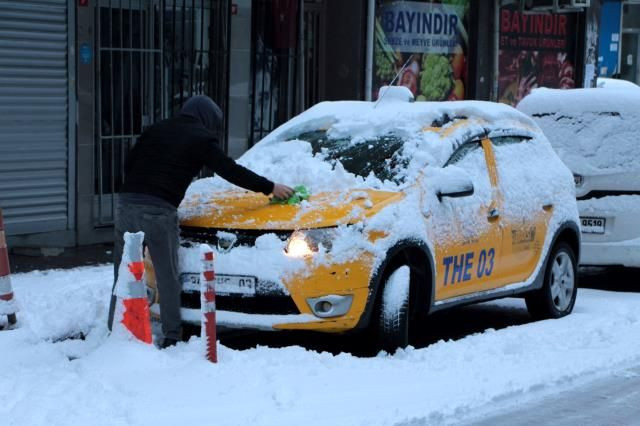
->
<box><xmin>1</xmin><ymin>265</ymin><xmax>638</xmax><ymax>425</ymax></box>
<box><xmin>466</xmin><ymin>365</ymin><xmax>640</xmax><ymax>426</ymax></box>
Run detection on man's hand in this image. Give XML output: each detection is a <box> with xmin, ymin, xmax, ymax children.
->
<box><xmin>272</xmin><ymin>183</ymin><xmax>294</xmax><ymax>200</ymax></box>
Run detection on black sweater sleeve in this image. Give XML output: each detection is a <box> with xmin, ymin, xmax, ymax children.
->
<box><xmin>203</xmin><ymin>137</ymin><xmax>274</xmax><ymax>195</ymax></box>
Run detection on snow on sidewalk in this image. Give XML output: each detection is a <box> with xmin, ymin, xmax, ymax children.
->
<box><xmin>1</xmin><ymin>266</ymin><xmax>639</xmax><ymax>426</ymax></box>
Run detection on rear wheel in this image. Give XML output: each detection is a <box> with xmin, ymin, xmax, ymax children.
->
<box><xmin>377</xmin><ymin>265</ymin><xmax>411</xmax><ymax>352</ymax></box>
<box><xmin>526</xmin><ymin>242</ymin><xmax>577</xmax><ymax>320</ymax></box>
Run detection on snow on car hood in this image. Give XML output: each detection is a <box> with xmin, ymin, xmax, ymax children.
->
<box><xmin>517</xmin><ymin>88</ymin><xmax>640</xmax><ymax>175</ymax></box>
<box><xmin>182</xmin><ymin>99</ymin><xmax>539</xmax><ymax>217</ymax></box>
<box><xmin>180</xmin><ymin>188</ymin><xmax>404</xmax><ymax>230</ymax></box>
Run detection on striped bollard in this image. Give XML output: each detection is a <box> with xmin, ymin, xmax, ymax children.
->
<box><xmin>200</xmin><ymin>244</ymin><xmax>217</xmax><ymax>363</ymax></box>
<box><xmin>0</xmin><ymin>209</ymin><xmax>18</xmax><ymax>329</ymax></box>
<box><xmin>114</xmin><ymin>231</ymin><xmax>152</xmax><ymax>344</ymax></box>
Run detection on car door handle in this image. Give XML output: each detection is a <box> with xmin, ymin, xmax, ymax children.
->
<box><xmin>487</xmin><ymin>208</ymin><xmax>500</xmax><ymax>220</ymax></box>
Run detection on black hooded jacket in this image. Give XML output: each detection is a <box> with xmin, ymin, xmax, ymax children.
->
<box><xmin>120</xmin><ymin>96</ymin><xmax>274</xmax><ymax>208</ymax></box>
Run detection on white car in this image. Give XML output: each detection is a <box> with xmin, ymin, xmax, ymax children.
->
<box><xmin>518</xmin><ymin>88</ymin><xmax>640</xmax><ymax>268</ymax></box>
<box><xmin>596</xmin><ymin>77</ymin><xmax>640</xmax><ymax>91</ymax></box>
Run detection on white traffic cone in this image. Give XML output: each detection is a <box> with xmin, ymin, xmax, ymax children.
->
<box><xmin>113</xmin><ymin>231</ymin><xmax>152</xmax><ymax>344</ymax></box>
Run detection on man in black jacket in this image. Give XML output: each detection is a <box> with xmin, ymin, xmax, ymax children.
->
<box><xmin>107</xmin><ymin>96</ymin><xmax>293</xmax><ymax>348</ymax></box>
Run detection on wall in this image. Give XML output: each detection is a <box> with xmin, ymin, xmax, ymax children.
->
<box><xmin>228</xmin><ymin>1</ymin><xmax>253</xmax><ymax>159</ymax></box>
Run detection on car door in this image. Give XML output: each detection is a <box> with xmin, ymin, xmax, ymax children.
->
<box><xmin>431</xmin><ymin>137</ymin><xmax>504</xmax><ymax>302</ymax></box>
<box><xmin>488</xmin><ymin>134</ymin><xmax>552</xmax><ymax>287</ymax></box>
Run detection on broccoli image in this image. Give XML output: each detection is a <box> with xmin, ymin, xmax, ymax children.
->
<box><xmin>419</xmin><ymin>54</ymin><xmax>453</xmax><ymax>101</ymax></box>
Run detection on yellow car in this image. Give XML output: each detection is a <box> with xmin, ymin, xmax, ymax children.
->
<box><xmin>147</xmin><ymin>87</ymin><xmax>580</xmax><ymax>351</ymax></box>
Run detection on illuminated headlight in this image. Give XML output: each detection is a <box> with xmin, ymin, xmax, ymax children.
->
<box><xmin>285</xmin><ymin>228</ymin><xmax>335</xmax><ymax>257</ymax></box>
<box><xmin>573</xmin><ymin>174</ymin><xmax>584</xmax><ymax>187</ymax></box>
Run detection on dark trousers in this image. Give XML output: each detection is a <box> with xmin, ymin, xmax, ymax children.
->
<box><xmin>107</xmin><ymin>198</ymin><xmax>182</xmax><ymax>340</ymax></box>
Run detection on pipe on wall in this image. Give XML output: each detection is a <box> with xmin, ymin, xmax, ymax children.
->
<box><xmin>493</xmin><ymin>0</ymin><xmax>500</xmax><ymax>101</ymax></box>
<box><xmin>365</xmin><ymin>0</ymin><xmax>375</xmax><ymax>101</ymax></box>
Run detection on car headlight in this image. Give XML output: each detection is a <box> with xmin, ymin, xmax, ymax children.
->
<box><xmin>285</xmin><ymin>229</ymin><xmax>335</xmax><ymax>257</ymax></box>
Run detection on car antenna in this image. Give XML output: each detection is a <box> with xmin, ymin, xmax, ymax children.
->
<box><xmin>374</xmin><ymin>55</ymin><xmax>413</xmax><ymax>109</ymax></box>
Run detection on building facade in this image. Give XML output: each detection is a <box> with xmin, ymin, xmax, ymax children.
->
<box><xmin>0</xmin><ymin>0</ymin><xmax>600</xmax><ymax>249</ymax></box>
<box><xmin>598</xmin><ymin>0</ymin><xmax>640</xmax><ymax>84</ymax></box>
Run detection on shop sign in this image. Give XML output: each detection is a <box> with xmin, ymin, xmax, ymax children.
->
<box><xmin>373</xmin><ymin>0</ymin><xmax>469</xmax><ymax>102</ymax></box>
<box><xmin>498</xmin><ymin>5</ymin><xmax>577</xmax><ymax>105</ymax></box>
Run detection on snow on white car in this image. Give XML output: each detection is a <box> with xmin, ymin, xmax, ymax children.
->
<box><xmin>518</xmin><ymin>88</ymin><xmax>640</xmax><ymax>268</ymax></box>
<box><xmin>144</xmin><ymin>86</ymin><xmax>580</xmax><ymax>350</ymax></box>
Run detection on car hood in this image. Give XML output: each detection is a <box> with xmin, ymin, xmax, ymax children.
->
<box><xmin>179</xmin><ymin>189</ymin><xmax>404</xmax><ymax>230</ymax></box>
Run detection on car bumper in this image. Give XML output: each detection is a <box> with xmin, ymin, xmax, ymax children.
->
<box><xmin>580</xmin><ymin>238</ymin><xmax>640</xmax><ymax>267</ymax></box>
<box><xmin>151</xmin><ymin>287</ymin><xmax>370</xmax><ymax>333</ymax></box>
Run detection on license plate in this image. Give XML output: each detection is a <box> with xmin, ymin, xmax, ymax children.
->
<box><xmin>580</xmin><ymin>217</ymin><xmax>606</xmax><ymax>234</ymax></box>
<box><xmin>180</xmin><ymin>273</ymin><xmax>256</xmax><ymax>295</ymax></box>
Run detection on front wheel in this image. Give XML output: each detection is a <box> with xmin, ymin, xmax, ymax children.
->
<box><xmin>377</xmin><ymin>265</ymin><xmax>411</xmax><ymax>352</ymax></box>
<box><xmin>526</xmin><ymin>242</ymin><xmax>577</xmax><ymax>320</ymax></box>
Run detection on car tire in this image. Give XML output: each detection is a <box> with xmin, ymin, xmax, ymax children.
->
<box><xmin>377</xmin><ymin>265</ymin><xmax>411</xmax><ymax>352</ymax></box>
<box><xmin>526</xmin><ymin>242</ymin><xmax>577</xmax><ymax>320</ymax></box>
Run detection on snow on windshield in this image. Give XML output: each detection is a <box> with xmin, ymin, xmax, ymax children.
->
<box><xmin>185</xmin><ymin>99</ymin><xmax>537</xmax><ymax>198</ymax></box>
<box><xmin>517</xmin><ymin>88</ymin><xmax>640</xmax><ymax>175</ymax></box>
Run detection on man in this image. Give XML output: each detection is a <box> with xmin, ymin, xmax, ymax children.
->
<box><xmin>107</xmin><ymin>96</ymin><xmax>293</xmax><ymax>348</ymax></box>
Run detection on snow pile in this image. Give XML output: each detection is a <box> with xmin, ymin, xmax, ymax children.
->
<box><xmin>517</xmin><ymin>88</ymin><xmax>640</xmax><ymax>175</ymax></box>
<box><xmin>382</xmin><ymin>265</ymin><xmax>410</xmax><ymax>317</ymax></box>
<box><xmin>2</xmin><ymin>267</ymin><xmax>640</xmax><ymax>425</ymax></box>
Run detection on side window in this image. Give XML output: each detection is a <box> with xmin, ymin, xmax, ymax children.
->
<box><xmin>490</xmin><ymin>135</ymin><xmax>531</xmax><ymax>147</ymax></box>
<box><xmin>444</xmin><ymin>140</ymin><xmax>482</xmax><ymax>166</ymax></box>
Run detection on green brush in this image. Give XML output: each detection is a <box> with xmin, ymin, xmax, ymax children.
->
<box><xmin>270</xmin><ymin>185</ymin><xmax>310</xmax><ymax>205</ymax></box>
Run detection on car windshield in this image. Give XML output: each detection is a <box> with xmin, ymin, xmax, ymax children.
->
<box><xmin>288</xmin><ymin>130</ymin><xmax>408</xmax><ymax>182</ymax></box>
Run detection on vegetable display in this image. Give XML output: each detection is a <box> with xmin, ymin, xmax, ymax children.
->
<box><xmin>419</xmin><ymin>54</ymin><xmax>453</xmax><ymax>101</ymax></box>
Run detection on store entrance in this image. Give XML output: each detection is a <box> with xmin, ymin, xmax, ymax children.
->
<box><xmin>620</xmin><ymin>31</ymin><xmax>640</xmax><ymax>85</ymax></box>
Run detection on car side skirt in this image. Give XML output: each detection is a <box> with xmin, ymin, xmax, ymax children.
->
<box><xmin>427</xmin><ymin>221</ymin><xmax>580</xmax><ymax>313</ymax></box>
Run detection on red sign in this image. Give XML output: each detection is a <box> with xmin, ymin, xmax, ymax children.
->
<box><xmin>497</xmin><ymin>5</ymin><xmax>577</xmax><ymax>106</ymax></box>
<box><xmin>78</xmin><ymin>0</ymin><xmax>89</xmax><ymax>6</ymax></box>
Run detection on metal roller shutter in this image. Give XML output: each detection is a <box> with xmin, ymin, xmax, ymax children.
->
<box><xmin>0</xmin><ymin>0</ymin><xmax>70</xmax><ymax>236</ymax></box>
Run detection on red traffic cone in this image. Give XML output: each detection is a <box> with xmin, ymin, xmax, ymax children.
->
<box><xmin>114</xmin><ymin>231</ymin><xmax>152</xmax><ymax>344</ymax></box>
<box><xmin>0</xmin><ymin>208</ymin><xmax>18</xmax><ymax>329</ymax></box>
<box><xmin>200</xmin><ymin>244</ymin><xmax>217</xmax><ymax>363</ymax></box>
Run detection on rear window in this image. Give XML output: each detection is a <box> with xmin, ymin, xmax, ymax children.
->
<box><xmin>529</xmin><ymin>111</ymin><xmax>640</xmax><ymax>174</ymax></box>
<box><xmin>518</xmin><ymin>89</ymin><xmax>640</xmax><ymax>174</ymax></box>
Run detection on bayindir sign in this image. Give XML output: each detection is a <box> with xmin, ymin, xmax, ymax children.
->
<box><xmin>500</xmin><ymin>8</ymin><xmax>570</xmax><ymax>50</ymax></box>
<box><xmin>497</xmin><ymin>5</ymin><xmax>577</xmax><ymax>105</ymax></box>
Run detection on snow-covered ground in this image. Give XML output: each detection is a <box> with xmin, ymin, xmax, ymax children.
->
<box><xmin>1</xmin><ymin>266</ymin><xmax>639</xmax><ymax>426</ymax></box>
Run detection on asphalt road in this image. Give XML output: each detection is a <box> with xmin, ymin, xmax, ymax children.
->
<box><xmin>466</xmin><ymin>366</ymin><xmax>640</xmax><ymax>426</ymax></box>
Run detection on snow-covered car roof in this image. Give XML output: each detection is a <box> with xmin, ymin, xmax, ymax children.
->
<box><xmin>258</xmin><ymin>93</ymin><xmax>538</xmax><ymax>151</ymax></box>
<box><xmin>517</xmin><ymin>88</ymin><xmax>640</xmax><ymax>175</ymax></box>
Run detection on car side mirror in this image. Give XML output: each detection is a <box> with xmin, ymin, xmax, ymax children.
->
<box><xmin>434</xmin><ymin>167</ymin><xmax>475</xmax><ymax>202</ymax></box>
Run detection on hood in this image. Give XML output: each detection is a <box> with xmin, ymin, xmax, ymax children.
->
<box><xmin>179</xmin><ymin>95</ymin><xmax>223</xmax><ymax>133</ymax></box>
<box><xmin>179</xmin><ymin>189</ymin><xmax>404</xmax><ymax>230</ymax></box>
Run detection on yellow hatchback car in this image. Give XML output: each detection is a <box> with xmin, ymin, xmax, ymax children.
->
<box><xmin>147</xmin><ymin>87</ymin><xmax>580</xmax><ymax>350</ymax></box>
